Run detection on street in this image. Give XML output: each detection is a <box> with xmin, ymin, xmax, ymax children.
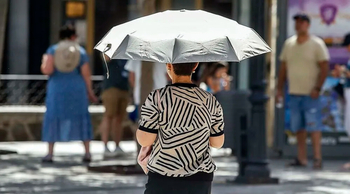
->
<box><xmin>0</xmin><ymin>141</ymin><xmax>350</xmax><ymax>194</ymax></box>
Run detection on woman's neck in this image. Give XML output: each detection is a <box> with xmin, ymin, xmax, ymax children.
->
<box><xmin>172</xmin><ymin>76</ymin><xmax>192</xmax><ymax>84</ymax></box>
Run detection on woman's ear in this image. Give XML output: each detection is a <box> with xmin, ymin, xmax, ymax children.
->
<box><xmin>193</xmin><ymin>62</ymin><xmax>199</xmax><ymax>71</ymax></box>
<box><xmin>166</xmin><ymin>63</ymin><xmax>172</xmax><ymax>72</ymax></box>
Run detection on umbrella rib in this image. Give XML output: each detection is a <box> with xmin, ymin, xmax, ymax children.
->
<box><xmin>171</xmin><ymin>38</ymin><xmax>178</xmax><ymax>64</ymax></box>
<box><xmin>110</xmin><ymin>35</ymin><xmax>130</xmax><ymax>60</ymax></box>
<box><xmin>225</xmin><ymin>36</ymin><xmax>241</xmax><ymax>61</ymax></box>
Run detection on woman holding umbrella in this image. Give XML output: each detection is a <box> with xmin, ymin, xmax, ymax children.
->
<box><xmin>95</xmin><ymin>10</ymin><xmax>271</xmax><ymax>193</ymax></box>
<box><xmin>136</xmin><ymin>62</ymin><xmax>225</xmax><ymax>194</ymax></box>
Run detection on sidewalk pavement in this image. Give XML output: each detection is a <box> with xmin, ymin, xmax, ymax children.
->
<box><xmin>1</xmin><ymin>141</ymin><xmax>350</xmax><ymax>194</ymax></box>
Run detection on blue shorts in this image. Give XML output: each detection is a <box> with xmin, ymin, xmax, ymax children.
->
<box><xmin>288</xmin><ymin>95</ymin><xmax>321</xmax><ymax>132</ymax></box>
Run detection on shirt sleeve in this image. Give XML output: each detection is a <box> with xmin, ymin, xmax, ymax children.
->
<box><xmin>210</xmin><ymin>96</ymin><xmax>224</xmax><ymax>137</ymax></box>
<box><xmin>125</xmin><ymin>60</ymin><xmax>137</xmax><ymax>72</ymax></box>
<box><xmin>138</xmin><ymin>91</ymin><xmax>160</xmax><ymax>134</ymax></box>
<box><xmin>79</xmin><ymin>48</ymin><xmax>89</xmax><ymax>67</ymax></box>
<box><xmin>316</xmin><ymin>41</ymin><xmax>330</xmax><ymax>62</ymax></box>
<box><xmin>46</xmin><ymin>46</ymin><xmax>55</xmax><ymax>55</ymax></box>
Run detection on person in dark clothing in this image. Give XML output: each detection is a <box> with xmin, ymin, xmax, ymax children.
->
<box><xmin>99</xmin><ymin>55</ymin><xmax>130</xmax><ymax>157</ymax></box>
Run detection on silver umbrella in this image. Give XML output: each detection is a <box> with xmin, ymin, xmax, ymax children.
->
<box><xmin>95</xmin><ymin>10</ymin><xmax>271</xmax><ymax>63</ymax></box>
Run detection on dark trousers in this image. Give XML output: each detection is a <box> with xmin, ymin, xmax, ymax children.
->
<box><xmin>144</xmin><ymin>175</ymin><xmax>212</xmax><ymax>194</ymax></box>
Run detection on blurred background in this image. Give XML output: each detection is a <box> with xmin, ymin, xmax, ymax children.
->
<box><xmin>1</xmin><ymin>0</ymin><xmax>350</xmax><ymax>157</ymax></box>
<box><xmin>1</xmin><ymin>0</ymin><xmax>350</xmax><ymax>193</ymax></box>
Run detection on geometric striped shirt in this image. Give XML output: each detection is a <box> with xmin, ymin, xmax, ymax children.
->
<box><xmin>139</xmin><ymin>83</ymin><xmax>224</xmax><ymax>179</ymax></box>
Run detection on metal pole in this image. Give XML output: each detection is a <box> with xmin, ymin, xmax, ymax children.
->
<box><xmin>0</xmin><ymin>0</ymin><xmax>8</xmax><ymax>75</ymax></box>
<box><xmin>273</xmin><ymin>0</ymin><xmax>288</xmax><ymax>154</ymax></box>
<box><xmin>234</xmin><ymin>0</ymin><xmax>278</xmax><ymax>184</ymax></box>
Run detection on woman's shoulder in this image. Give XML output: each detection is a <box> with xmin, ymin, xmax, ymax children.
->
<box><xmin>194</xmin><ymin>86</ymin><xmax>215</xmax><ymax>99</ymax></box>
<box><xmin>153</xmin><ymin>86</ymin><xmax>169</xmax><ymax>94</ymax></box>
<box><xmin>154</xmin><ymin>85</ymin><xmax>216</xmax><ymax>101</ymax></box>
<box><xmin>46</xmin><ymin>44</ymin><xmax>58</xmax><ymax>55</ymax></box>
<box><xmin>79</xmin><ymin>46</ymin><xmax>87</xmax><ymax>54</ymax></box>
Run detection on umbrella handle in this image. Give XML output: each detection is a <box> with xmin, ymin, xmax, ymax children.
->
<box><xmin>102</xmin><ymin>44</ymin><xmax>112</xmax><ymax>79</ymax></box>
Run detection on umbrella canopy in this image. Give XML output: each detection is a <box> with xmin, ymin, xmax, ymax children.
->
<box><xmin>95</xmin><ymin>10</ymin><xmax>271</xmax><ymax>63</ymax></box>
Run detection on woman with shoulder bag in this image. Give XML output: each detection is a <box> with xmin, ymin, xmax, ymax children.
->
<box><xmin>40</xmin><ymin>25</ymin><xmax>98</xmax><ymax>163</ymax></box>
<box><xmin>137</xmin><ymin>62</ymin><xmax>225</xmax><ymax>194</ymax></box>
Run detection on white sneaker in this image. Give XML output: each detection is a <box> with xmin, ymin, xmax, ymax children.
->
<box><xmin>103</xmin><ymin>149</ymin><xmax>116</xmax><ymax>158</ymax></box>
<box><xmin>113</xmin><ymin>147</ymin><xmax>126</xmax><ymax>157</ymax></box>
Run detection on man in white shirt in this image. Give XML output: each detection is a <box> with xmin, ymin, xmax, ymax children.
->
<box><xmin>125</xmin><ymin>60</ymin><xmax>168</xmax><ymax>116</ymax></box>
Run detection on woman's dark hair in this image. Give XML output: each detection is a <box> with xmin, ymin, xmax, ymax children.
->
<box><xmin>172</xmin><ymin>63</ymin><xmax>198</xmax><ymax>76</ymax></box>
<box><xmin>59</xmin><ymin>24</ymin><xmax>76</xmax><ymax>40</ymax></box>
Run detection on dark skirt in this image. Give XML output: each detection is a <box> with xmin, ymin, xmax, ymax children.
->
<box><xmin>145</xmin><ymin>173</ymin><xmax>212</xmax><ymax>194</ymax></box>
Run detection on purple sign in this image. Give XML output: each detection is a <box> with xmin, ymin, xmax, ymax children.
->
<box><xmin>320</xmin><ymin>4</ymin><xmax>338</xmax><ymax>26</ymax></box>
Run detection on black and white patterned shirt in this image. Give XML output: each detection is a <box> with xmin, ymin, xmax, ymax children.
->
<box><xmin>139</xmin><ymin>83</ymin><xmax>224</xmax><ymax>180</ymax></box>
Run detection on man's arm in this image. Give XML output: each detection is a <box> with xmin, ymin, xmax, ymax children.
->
<box><xmin>129</xmin><ymin>71</ymin><xmax>135</xmax><ymax>88</ymax></box>
<box><xmin>314</xmin><ymin>40</ymin><xmax>330</xmax><ymax>91</ymax></box>
<box><xmin>315</xmin><ymin>61</ymin><xmax>329</xmax><ymax>90</ymax></box>
<box><xmin>277</xmin><ymin>62</ymin><xmax>287</xmax><ymax>92</ymax></box>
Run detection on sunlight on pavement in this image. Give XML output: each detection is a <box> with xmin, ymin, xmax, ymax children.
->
<box><xmin>277</xmin><ymin>172</ymin><xmax>312</xmax><ymax>182</ymax></box>
<box><xmin>309</xmin><ymin>186</ymin><xmax>350</xmax><ymax>194</ymax></box>
<box><xmin>5</xmin><ymin>172</ymin><xmax>55</xmax><ymax>182</ymax></box>
<box><xmin>314</xmin><ymin>172</ymin><xmax>350</xmax><ymax>182</ymax></box>
<box><xmin>0</xmin><ymin>166</ymin><xmax>26</xmax><ymax>175</ymax></box>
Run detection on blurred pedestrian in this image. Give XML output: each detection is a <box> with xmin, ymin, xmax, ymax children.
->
<box><xmin>125</xmin><ymin>61</ymin><xmax>167</xmax><ymax>120</ymax></box>
<box><xmin>137</xmin><ymin>63</ymin><xmax>225</xmax><ymax>194</ymax></box>
<box><xmin>199</xmin><ymin>62</ymin><xmax>230</xmax><ymax>93</ymax></box>
<box><xmin>99</xmin><ymin>55</ymin><xmax>129</xmax><ymax>157</ymax></box>
<box><xmin>334</xmin><ymin>33</ymin><xmax>350</xmax><ymax>169</ymax></box>
<box><xmin>343</xmin><ymin>34</ymin><xmax>350</xmax><ymax>135</ymax></box>
<box><xmin>41</xmin><ymin>25</ymin><xmax>98</xmax><ymax>163</ymax></box>
<box><xmin>277</xmin><ymin>13</ymin><xmax>329</xmax><ymax>169</ymax></box>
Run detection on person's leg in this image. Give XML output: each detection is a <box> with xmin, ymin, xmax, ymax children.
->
<box><xmin>82</xmin><ymin>141</ymin><xmax>91</xmax><ymax>162</ymax></box>
<box><xmin>112</xmin><ymin>116</ymin><xmax>124</xmax><ymax>146</ymax></box>
<box><xmin>112</xmin><ymin>91</ymin><xmax>128</xmax><ymax>149</ymax></box>
<box><xmin>288</xmin><ymin>95</ymin><xmax>307</xmax><ymax>165</ymax></box>
<box><xmin>296</xmin><ymin>130</ymin><xmax>308</xmax><ymax>164</ymax></box>
<box><xmin>48</xmin><ymin>142</ymin><xmax>55</xmax><ymax>155</ymax></box>
<box><xmin>42</xmin><ymin>142</ymin><xmax>55</xmax><ymax>163</ymax></box>
<box><xmin>99</xmin><ymin>115</ymin><xmax>112</xmax><ymax>149</ymax></box>
<box><xmin>304</xmin><ymin>96</ymin><xmax>322</xmax><ymax>168</ymax></box>
<box><xmin>311</xmin><ymin>131</ymin><xmax>322</xmax><ymax>160</ymax></box>
<box><xmin>100</xmin><ymin>88</ymin><xmax>117</xmax><ymax>152</ymax></box>
<box><xmin>83</xmin><ymin>141</ymin><xmax>90</xmax><ymax>154</ymax></box>
<box><xmin>111</xmin><ymin>114</ymin><xmax>126</xmax><ymax>156</ymax></box>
